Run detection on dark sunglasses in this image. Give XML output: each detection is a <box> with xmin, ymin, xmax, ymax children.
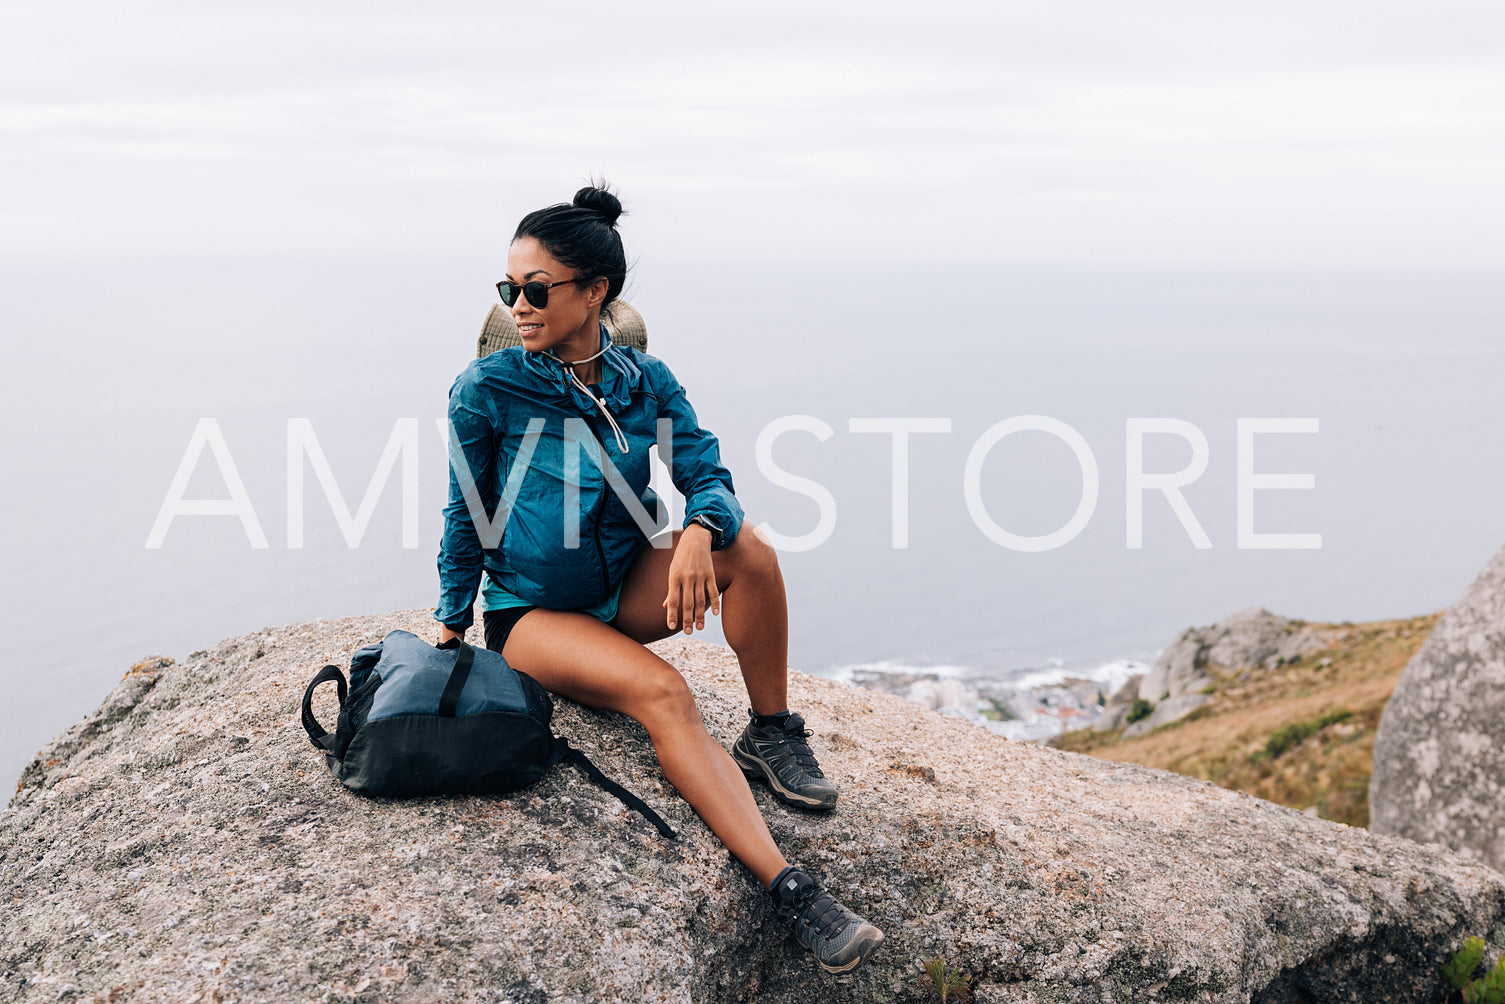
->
<box><xmin>495</xmin><ymin>278</ymin><xmax>578</xmax><ymax>310</ymax></box>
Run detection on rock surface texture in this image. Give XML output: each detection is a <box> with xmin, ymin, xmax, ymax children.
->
<box><xmin>3</xmin><ymin>609</ymin><xmax>1504</xmax><ymax>1003</ymax></box>
<box><xmin>1371</xmin><ymin>541</ymin><xmax>1505</xmax><ymax>872</ymax></box>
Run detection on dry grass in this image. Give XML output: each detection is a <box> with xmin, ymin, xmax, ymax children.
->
<box><xmin>1052</xmin><ymin>613</ymin><xmax>1440</xmax><ymax>827</ymax></box>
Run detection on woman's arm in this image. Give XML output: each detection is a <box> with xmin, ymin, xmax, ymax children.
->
<box><xmin>656</xmin><ymin>368</ymin><xmax>745</xmax><ymax>549</ymax></box>
<box><xmin>434</xmin><ymin>366</ymin><xmax>500</xmax><ymax>639</ymax></box>
<box><xmin>652</xmin><ymin>361</ymin><xmax>746</xmax><ymax>632</ymax></box>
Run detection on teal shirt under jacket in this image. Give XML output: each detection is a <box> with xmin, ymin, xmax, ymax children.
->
<box><xmin>434</xmin><ymin>328</ymin><xmax>744</xmax><ymax>631</ymax></box>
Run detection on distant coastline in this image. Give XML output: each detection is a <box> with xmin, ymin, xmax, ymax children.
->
<box><xmin>836</xmin><ymin>655</ymin><xmax>1150</xmax><ymax>741</ymax></box>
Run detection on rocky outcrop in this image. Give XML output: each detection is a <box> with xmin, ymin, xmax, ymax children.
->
<box><xmin>846</xmin><ymin>667</ymin><xmax>1019</xmax><ymax>734</ymax></box>
<box><xmin>1121</xmin><ymin>693</ymin><xmax>1212</xmax><ymax>738</ymax></box>
<box><xmin>848</xmin><ymin>667</ymin><xmax>1118</xmax><ymax>742</ymax></box>
<box><xmin>1117</xmin><ymin>608</ymin><xmax>1336</xmax><ymax>738</ymax></box>
<box><xmin>1091</xmin><ymin>673</ymin><xmax>1143</xmax><ymax>733</ymax></box>
<box><xmin>869</xmin><ymin>673</ymin><xmax>978</xmax><ymax>719</ymax></box>
<box><xmin>3</xmin><ymin>609</ymin><xmax>1504</xmax><ymax>1003</ymax></box>
<box><xmin>1371</xmin><ymin>541</ymin><xmax>1505</xmax><ymax>872</ymax></box>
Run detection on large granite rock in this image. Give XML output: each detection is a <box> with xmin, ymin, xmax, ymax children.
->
<box><xmin>3</xmin><ymin>609</ymin><xmax>1504</xmax><ymax>1003</ymax></box>
<box><xmin>1371</xmin><ymin>541</ymin><xmax>1505</xmax><ymax>872</ymax></box>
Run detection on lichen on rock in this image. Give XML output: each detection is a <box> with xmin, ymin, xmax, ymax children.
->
<box><xmin>1</xmin><ymin>608</ymin><xmax>1502</xmax><ymax>1003</ymax></box>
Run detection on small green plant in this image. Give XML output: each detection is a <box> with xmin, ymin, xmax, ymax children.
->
<box><xmin>980</xmin><ymin>698</ymin><xmax>1017</xmax><ymax>722</ymax></box>
<box><xmin>1444</xmin><ymin>936</ymin><xmax>1505</xmax><ymax>1003</ymax></box>
<box><xmin>918</xmin><ymin>955</ymin><xmax>970</xmax><ymax>1003</ymax></box>
<box><xmin>1468</xmin><ymin>963</ymin><xmax>1505</xmax><ymax>1004</ymax></box>
<box><xmin>1125</xmin><ymin>698</ymin><xmax>1153</xmax><ymax>724</ymax></box>
<box><xmin>1264</xmin><ymin>722</ymin><xmax>1309</xmax><ymax>759</ymax></box>
<box><xmin>1263</xmin><ymin>709</ymin><xmax>1352</xmax><ymax>759</ymax></box>
<box><xmin>1445</xmin><ymin>937</ymin><xmax>1485</xmax><ymax>989</ymax></box>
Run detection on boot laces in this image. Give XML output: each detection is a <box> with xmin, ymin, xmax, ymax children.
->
<box><xmin>781</xmin><ymin>884</ymin><xmax>850</xmax><ymax>941</ymax></box>
<box><xmin>753</xmin><ymin>714</ymin><xmax>824</xmax><ymax>777</ymax></box>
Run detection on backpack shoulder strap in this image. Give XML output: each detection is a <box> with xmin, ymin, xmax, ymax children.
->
<box><xmin>301</xmin><ymin>664</ymin><xmax>347</xmax><ymax>754</ymax></box>
<box><xmin>555</xmin><ymin>737</ymin><xmax>677</xmax><ymax>840</ymax></box>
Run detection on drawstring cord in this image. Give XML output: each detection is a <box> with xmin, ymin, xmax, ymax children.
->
<box><xmin>542</xmin><ymin>340</ymin><xmax>631</xmax><ymax>454</ymax></box>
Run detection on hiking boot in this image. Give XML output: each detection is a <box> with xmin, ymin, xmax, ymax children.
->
<box><xmin>770</xmin><ymin>866</ymin><xmax>884</xmax><ymax>973</ymax></box>
<box><xmin>732</xmin><ymin>710</ymin><xmax>839</xmax><ymax>810</ymax></box>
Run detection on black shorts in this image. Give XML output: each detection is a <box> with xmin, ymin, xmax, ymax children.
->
<box><xmin>482</xmin><ymin>605</ymin><xmax>537</xmax><ymax>656</ymax></box>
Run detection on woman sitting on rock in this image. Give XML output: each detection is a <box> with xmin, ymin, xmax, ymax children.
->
<box><xmin>432</xmin><ymin>183</ymin><xmax>884</xmax><ymax>973</ymax></box>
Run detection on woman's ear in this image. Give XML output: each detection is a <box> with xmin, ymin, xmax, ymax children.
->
<box><xmin>586</xmin><ymin>276</ymin><xmax>610</xmax><ymax>309</ymax></box>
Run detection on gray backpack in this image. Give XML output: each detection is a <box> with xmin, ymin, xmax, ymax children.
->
<box><xmin>301</xmin><ymin>630</ymin><xmax>674</xmax><ymax>838</ymax></box>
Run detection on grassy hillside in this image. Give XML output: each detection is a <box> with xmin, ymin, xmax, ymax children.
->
<box><xmin>1052</xmin><ymin>613</ymin><xmax>1440</xmax><ymax>828</ymax></box>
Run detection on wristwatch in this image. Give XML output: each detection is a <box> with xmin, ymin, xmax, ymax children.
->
<box><xmin>687</xmin><ymin>514</ymin><xmax>723</xmax><ymax>549</ymax></box>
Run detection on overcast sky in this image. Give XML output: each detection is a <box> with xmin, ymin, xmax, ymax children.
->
<box><xmin>3</xmin><ymin>0</ymin><xmax>1505</xmax><ymax>267</ymax></box>
<box><xmin>4</xmin><ymin>1</ymin><xmax>1505</xmax><ymax>791</ymax></box>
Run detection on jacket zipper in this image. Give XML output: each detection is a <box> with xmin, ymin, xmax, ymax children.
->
<box><xmin>581</xmin><ymin>414</ymin><xmax>613</xmax><ymax>602</ymax></box>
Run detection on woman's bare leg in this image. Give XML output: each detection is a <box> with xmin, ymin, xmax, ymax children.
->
<box><xmin>500</xmin><ymin>607</ymin><xmax>788</xmax><ymax>887</ymax></box>
<box><xmin>613</xmin><ymin>527</ymin><xmax>791</xmax><ymax>716</ymax></box>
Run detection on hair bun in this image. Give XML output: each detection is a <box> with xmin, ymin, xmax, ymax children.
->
<box><xmin>573</xmin><ymin>185</ymin><xmax>624</xmax><ymax>226</ymax></box>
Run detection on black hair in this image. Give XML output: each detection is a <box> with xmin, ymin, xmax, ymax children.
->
<box><xmin>513</xmin><ymin>183</ymin><xmax>628</xmax><ymax>308</ymax></box>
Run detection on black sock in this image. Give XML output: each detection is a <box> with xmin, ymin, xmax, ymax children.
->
<box><xmin>769</xmin><ymin>865</ymin><xmax>801</xmax><ymax>898</ymax></box>
<box><xmin>751</xmin><ymin>708</ymin><xmax>791</xmax><ymax>728</ymax></box>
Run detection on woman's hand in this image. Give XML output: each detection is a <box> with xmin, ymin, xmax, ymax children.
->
<box><xmin>664</xmin><ymin>524</ymin><xmax>720</xmax><ymax>634</ymax></box>
<box><xmin>437</xmin><ymin>625</ymin><xmax>466</xmax><ymax>646</ymax></box>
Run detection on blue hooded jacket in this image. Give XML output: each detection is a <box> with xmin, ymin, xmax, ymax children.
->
<box><xmin>434</xmin><ymin>328</ymin><xmax>744</xmax><ymax>630</ymax></box>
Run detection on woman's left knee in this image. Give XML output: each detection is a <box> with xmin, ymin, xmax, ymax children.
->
<box><xmin>725</xmin><ymin>524</ymin><xmax>778</xmax><ymax>575</ymax></box>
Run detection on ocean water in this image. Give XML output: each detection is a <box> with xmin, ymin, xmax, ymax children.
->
<box><xmin>3</xmin><ymin>254</ymin><xmax>1503</xmax><ymax>789</ymax></box>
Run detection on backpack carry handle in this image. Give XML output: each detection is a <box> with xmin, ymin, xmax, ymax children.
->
<box><xmin>301</xmin><ymin>664</ymin><xmax>348</xmax><ymax>754</ymax></box>
<box><xmin>437</xmin><ymin>640</ymin><xmax>476</xmax><ymax>718</ymax></box>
